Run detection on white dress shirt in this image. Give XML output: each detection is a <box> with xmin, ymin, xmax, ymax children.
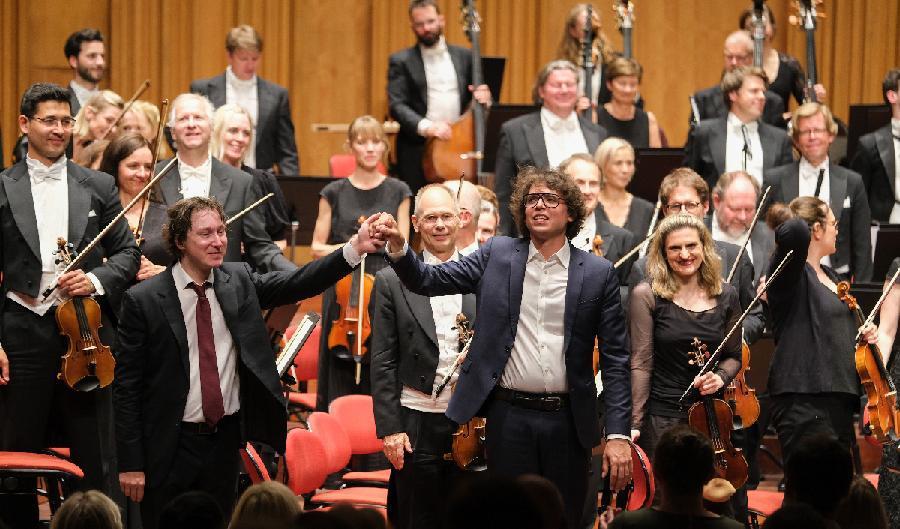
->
<box><xmin>499</xmin><ymin>241</ymin><xmax>570</xmax><ymax>393</ymax></box>
<box><xmin>401</xmin><ymin>250</ymin><xmax>463</xmax><ymax>413</ymax></box>
<box><xmin>578</xmin><ymin>68</ymin><xmax>602</xmax><ymax>106</ymax></box>
<box><xmin>572</xmin><ymin>215</ymin><xmax>597</xmax><ymax>253</ymax></box>
<box><xmin>225</xmin><ymin>66</ymin><xmax>258</xmax><ymax>168</ymax></box>
<box><xmin>891</xmin><ymin>119</ymin><xmax>900</xmax><ymax>223</ymax></box>
<box><xmin>459</xmin><ymin>240</ymin><xmax>479</xmax><ymax>256</ymax></box>
<box><xmin>172</xmin><ymin>262</ymin><xmax>241</xmax><ymax>422</ymax></box>
<box><xmin>799</xmin><ymin>157</ymin><xmax>841</xmax><ymax>271</ymax></box>
<box><xmin>416</xmin><ymin>37</ymin><xmax>461</xmax><ymax>136</ymax></box>
<box><xmin>711</xmin><ymin>218</ymin><xmax>753</xmax><ymax>266</ymax></box>
<box><xmin>540</xmin><ymin>107</ymin><xmax>589</xmax><ymax>169</ymax></box>
<box><xmin>724</xmin><ymin>113</ymin><xmax>764</xmax><ymax>186</ymax></box>
<box><xmin>69</xmin><ymin>80</ymin><xmax>97</xmax><ymax>108</ymax></box>
<box><xmin>178</xmin><ymin>156</ymin><xmax>213</xmax><ymax>199</ymax></box>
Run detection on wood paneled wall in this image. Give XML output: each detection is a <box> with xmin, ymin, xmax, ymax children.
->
<box><xmin>2</xmin><ymin>0</ymin><xmax>898</xmax><ymax>174</ymax></box>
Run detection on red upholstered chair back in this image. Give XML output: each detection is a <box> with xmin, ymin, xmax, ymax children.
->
<box><xmin>240</xmin><ymin>443</ymin><xmax>271</xmax><ymax>484</ymax></box>
<box><xmin>307</xmin><ymin>412</ymin><xmax>353</xmax><ymax>475</ymax></box>
<box><xmin>328</xmin><ymin>154</ymin><xmax>387</xmax><ymax>178</ymax></box>
<box><xmin>291</xmin><ymin>324</ymin><xmax>321</xmax><ymax>382</ymax></box>
<box><xmin>328</xmin><ymin>395</ymin><xmax>384</xmax><ymax>455</ymax></box>
<box><xmin>285</xmin><ymin>428</ymin><xmax>329</xmax><ymax>495</ymax></box>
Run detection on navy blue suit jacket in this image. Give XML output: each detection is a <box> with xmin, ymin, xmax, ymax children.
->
<box><xmin>389</xmin><ymin>236</ymin><xmax>631</xmax><ymax>448</ymax></box>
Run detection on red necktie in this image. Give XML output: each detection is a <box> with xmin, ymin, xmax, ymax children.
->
<box><xmin>189</xmin><ymin>282</ymin><xmax>225</xmax><ymax>426</ymax></box>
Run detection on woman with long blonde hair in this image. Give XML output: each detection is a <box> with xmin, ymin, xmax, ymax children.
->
<box><xmin>556</xmin><ymin>3</ymin><xmax>616</xmax><ymax>114</ymax></box>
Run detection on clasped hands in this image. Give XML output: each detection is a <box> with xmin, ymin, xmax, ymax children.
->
<box><xmin>351</xmin><ymin>213</ymin><xmax>405</xmax><ymax>256</ymax></box>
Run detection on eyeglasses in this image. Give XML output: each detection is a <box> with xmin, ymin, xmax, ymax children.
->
<box><xmin>524</xmin><ymin>193</ymin><xmax>562</xmax><ymax>208</ymax></box>
<box><xmin>796</xmin><ymin>128</ymin><xmax>829</xmax><ymax>138</ymax></box>
<box><xmin>664</xmin><ymin>201</ymin><xmax>703</xmax><ymax>214</ymax></box>
<box><xmin>30</xmin><ymin>116</ymin><xmax>76</xmax><ymax>129</ymax></box>
<box><xmin>420</xmin><ymin>213</ymin><xmax>459</xmax><ymax>227</ymax></box>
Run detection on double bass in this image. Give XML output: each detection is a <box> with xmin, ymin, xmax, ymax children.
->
<box><xmin>790</xmin><ymin>0</ymin><xmax>823</xmax><ymax>103</ymax></box>
<box><xmin>422</xmin><ymin>0</ymin><xmax>486</xmax><ymax>185</ymax></box>
<box><xmin>613</xmin><ymin>1</ymin><xmax>635</xmax><ymax>60</ymax></box>
<box><xmin>580</xmin><ymin>3</ymin><xmax>595</xmax><ymax>122</ymax></box>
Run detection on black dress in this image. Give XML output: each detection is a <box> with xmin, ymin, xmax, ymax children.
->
<box><xmin>768</xmin><ymin>53</ymin><xmax>806</xmax><ymax>109</ymax></box>
<box><xmin>597</xmin><ymin>106</ymin><xmax>651</xmax><ymax>149</ymax></box>
<box><xmin>595</xmin><ymin>196</ymin><xmax>656</xmax><ymax>242</ymax></box>
<box><xmin>878</xmin><ymin>257</ymin><xmax>900</xmax><ymax>528</ymax></box>
<box><xmin>315</xmin><ymin>176</ymin><xmax>411</xmax><ymax>411</ymax></box>
<box><xmin>242</xmin><ymin>164</ymin><xmax>291</xmax><ymax>242</ymax></box>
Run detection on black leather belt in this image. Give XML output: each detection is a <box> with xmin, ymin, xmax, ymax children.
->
<box><xmin>493</xmin><ymin>387</ymin><xmax>569</xmax><ymax>412</ymax></box>
<box><xmin>180</xmin><ymin>413</ymin><xmax>236</xmax><ymax>435</ymax></box>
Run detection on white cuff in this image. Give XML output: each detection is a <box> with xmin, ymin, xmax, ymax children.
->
<box><xmin>606</xmin><ymin>434</ymin><xmax>630</xmax><ymax>441</ymax></box>
<box><xmin>416</xmin><ymin>118</ymin><xmax>434</xmax><ymax>136</ymax></box>
<box><xmin>386</xmin><ymin>241</ymin><xmax>409</xmax><ymax>261</ymax></box>
<box><xmin>86</xmin><ymin>272</ymin><xmax>105</xmax><ymax>296</ymax></box>
<box><xmin>342</xmin><ymin>241</ymin><xmax>363</xmax><ymax>268</ymax></box>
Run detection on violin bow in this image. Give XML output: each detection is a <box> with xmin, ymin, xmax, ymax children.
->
<box><xmin>41</xmin><ymin>158</ymin><xmax>178</xmax><ymax>301</ymax></box>
<box><xmin>225</xmin><ymin>193</ymin><xmax>274</xmax><ymax>227</ymax></box>
<box><xmin>104</xmin><ymin>79</ymin><xmax>151</xmax><ymax>137</ymax></box>
<box><xmin>726</xmin><ymin>185</ymin><xmax>772</xmax><ymax>284</ymax></box>
<box><xmin>677</xmin><ymin>249</ymin><xmax>794</xmax><ymax>406</ymax></box>
<box><xmin>433</xmin><ymin>332</ymin><xmax>474</xmax><ymax>400</ymax></box>
<box><xmin>614</xmin><ymin>231</ymin><xmax>654</xmax><ymax>269</ymax></box>
<box><xmin>134</xmin><ymin>98</ymin><xmax>170</xmax><ymax>244</ymax></box>
<box><xmin>855</xmin><ymin>266</ymin><xmax>900</xmax><ymax>343</ymax></box>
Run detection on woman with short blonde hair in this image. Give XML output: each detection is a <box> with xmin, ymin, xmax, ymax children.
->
<box><xmin>72</xmin><ymin>89</ymin><xmax>123</xmax><ymax>163</ymax></box>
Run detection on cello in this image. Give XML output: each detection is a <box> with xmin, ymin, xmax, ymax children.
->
<box><xmin>422</xmin><ymin>0</ymin><xmax>486</xmax><ymax>185</ymax></box>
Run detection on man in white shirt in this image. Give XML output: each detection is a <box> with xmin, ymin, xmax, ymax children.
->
<box><xmin>388</xmin><ymin>0</ymin><xmax>491</xmax><ymax>195</ymax></box>
<box><xmin>190</xmin><ymin>25</ymin><xmax>299</xmax><ymax>175</ymax></box>
<box><xmin>371</xmin><ymin>184</ymin><xmax>476</xmax><ymax>529</ymax></box>
<box><xmin>443</xmin><ymin>179</ymin><xmax>481</xmax><ymax>255</ymax></box>
<box><xmin>711</xmin><ymin>171</ymin><xmax>775</xmax><ymax>280</ymax></box>
<box><xmin>64</xmin><ymin>28</ymin><xmax>105</xmax><ymax>117</ymax></box>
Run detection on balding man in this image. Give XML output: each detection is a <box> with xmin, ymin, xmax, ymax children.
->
<box><xmin>443</xmin><ymin>179</ymin><xmax>481</xmax><ymax>255</ymax></box>
<box><xmin>711</xmin><ymin>171</ymin><xmax>775</xmax><ymax>281</ymax></box>
<box><xmin>690</xmin><ymin>31</ymin><xmax>786</xmax><ymax>128</ymax></box>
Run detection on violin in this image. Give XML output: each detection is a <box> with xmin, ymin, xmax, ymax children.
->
<box><xmin>54</xmin><ymin>238</ymin><xmax>115</xmax><ymax>392</ymax></box>
<box><xmin>447</xmin><ymin>314</ymin><xmax>488</xmax><ymax>471</ymax></box>
<box><xmin>723</xmin><ymin>341</ymin><xmax>760</xmax><ymax>429</ymax></box>
<box><xmin>686</xmin><ymin>338</ymin><xmax>748</xmax><ymax>490</ymax></box>
<box><xmin>328</xmin><ymin>216</ymin><xmax>374</xmax><ymax>385</ymax></box>
<box><xmin>837</xmin><ymin>281</ymin><xmax>900</xmax><ymax>443</ymax></box>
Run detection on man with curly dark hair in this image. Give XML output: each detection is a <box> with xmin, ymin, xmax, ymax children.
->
<box><xmin>374</xmin><ymin>165</ymin><xmax>631</xmax><ymax>529</ymax></box>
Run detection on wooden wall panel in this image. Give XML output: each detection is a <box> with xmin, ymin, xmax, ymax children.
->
<box><xmin>2</xmin><ymin>0</ymin><xmax>898</xmax><ymax>174</ymax></box>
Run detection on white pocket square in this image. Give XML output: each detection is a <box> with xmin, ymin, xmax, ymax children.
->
<box><xmin>88</xmin><ymin>210</ymin><xmax>97</xmax><ymax>217</ymax></box>
<box><xmin>842</xmin><ymin>197</ymin><xmax>851</xmax><ymax>208</ymax></box>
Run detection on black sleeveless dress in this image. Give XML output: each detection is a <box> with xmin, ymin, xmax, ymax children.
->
<box><xmin>597</xmin><ymin>106</ymin><xmax>650</xmax><ymax>149</ymax></box>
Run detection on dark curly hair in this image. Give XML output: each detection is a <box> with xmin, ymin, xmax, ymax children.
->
<box><xmin>163</xmin><ymin>197</ymin><xmax>226</xmax><ymax>259</ymax></box>
<box><xmin>509</xmin><ymin>166</ymin><xmax>586</xmax><ymax>240</ymax></box>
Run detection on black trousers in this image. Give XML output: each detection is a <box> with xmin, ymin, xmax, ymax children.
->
<box><xmin>484</xmin><ymin>398</ymin><xmax>590</xmax><ymax>529</ymax></box>
<box><xmin>389</xmin><ymin>406</ymin><xmax>462</xmax><ymax>529</ymax></box>
<box><xmin>0</xmin><ymin>304</ymin><xmax>113</xmax><ymax>529</ymax></box>
<box><xmin>139</xmin><ymin>413</ymin><xmax>241</xmax><ymax>529</ymax></box>
<box><xmin>770</xmin><ymin>392</ymin><xmax>858</xmax><ymax>466</ymax></box>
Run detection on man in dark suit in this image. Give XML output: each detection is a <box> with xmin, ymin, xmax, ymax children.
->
<box><xmin>190</xmin><ymin>25</ymin><xmax>298</xmax><ymax>175</ymax></box>
<box><xmin>155</xmin><ymin>93</ymin><xmax>294</xmax><ymax>273</ymax></box>
<box><xmin>711</xmin><ymin>171</ymin><xmax>775</xmax><ymax>281</ymax></box>
<box><xmin>388</xmin><ymin>0</ymin><xmax>491</xmax><ymax>195</ymax></box>
<box><xmin>689</xmin><ymin>31</ymin><xmax>785</xmax><ymax>128</ymax></box>
<box><xmin>114</xmin><ymin>197</ymin><xmax>384</xmax><ymax>529</ymax></box>
<box><xmin>64</xmin><ymin>28</ymin><xmax>106</xmax><ymax>118</ymax></box>
<box><xmin>766</xmin><ymin>102</ymin><xmax>873</xmax><ymax>281</ymax></box>
<box><xmin>685</xmin><ymin>66</ymin><xmax>794</xmax><ymax>194</ymax></box>
<box><xmin>851</xmin><ymin>68</ymin><xmax>900</xmax><ymax>223</ymax></box>
<box><xmin>495</xmin><ymin>60</ymin><xmax>607</xmax><ymax>236</ymax></box>
<box><xmin>0</xmin><ymin>83</ymin><xmax>140</xmax><ymax>529</ymax></box>
<box><xmin>374</xmin><ymin>166</ymin><xmax>632</xmax><ymax>529</ymax></box>
<box><xmin>371</xmin><ymin>184</ymin><xmax>476</xmax><ymax>529</ymax></box>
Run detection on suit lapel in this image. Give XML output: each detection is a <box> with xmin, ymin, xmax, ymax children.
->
<box><xmin>408</xmin><ymin>47</ymin><xmax>428</xmax><ymax>105</ymax></box>
<box><xmin>209</xmin><ymin>159</ymin><xmax>234</xmax><ymax>206</ymax></box>
<box><xmin>711</xmin><ymin>119</ymin><xmax>727</xmax><ymax>176</ymax></box>
<box><xmin>157</xmin><ymin>270</ymin><xmax>191</xmax><ymax>376</ymax></box>
<box><xmin>3</xmin><ymin>163</ymin><xmax>41</xmax><ymax>260</ymax></box>
<box><xmin>256</xmin><ymin>79</ymin><xmax>273</xmax><ymax>133</ymax></box>
<box><xmin>158</xmin><ymin>162</ymin><xmax>183</xmax><ymax>204</ymax></box>
<box><xmin>66</xmin><ymin>163</ymin><xmax>91</xmax><ymax>248</ymax></box>
<box><xmin>829</xmin><ymin>164</ymin><xmax>848</xmax><ymax>222</ymax></box>
<box><xmin>579</xmin><ymin>117</ymin><xmax>601</xmax><ymax>153</ymax></box>
<box><xmin>783</xmin><ymin>162</ymin><xmax>801</xmax><ymax>204</ymax></box>
<box><xmin>524</xmin><ymin>116</ymin><xmax>550</xmax><ymax>168</ymax></box>
<box><xmin>207</xmin><ymin>75</ymin><xmax>227</xmax><ymax>107</ymax></box>
<box><xmin>759</xmin><ymin>125</ymin><xmax>777</xmax><ymax>170</ymax></box>
<box><xmin>563</xmin><ymin>246</ymin><xmax>585</xmax><ymax>355</ymax></box>
<box><xmin>508</xmin><ymin>239</ymin><xmax>528</xmax><ymax>340</ymax></box>
<box><xmin>400</xmin><ymin>282</ymin><xmax>439</xmax><ymax>347</ymax></box>
<box><xmin>212</xmin><ymin>268</ymin><xmax>242</xmax><ymax>337</ymax></box>
<box><xmin>875</xmin><ymin>127</ymin><xmax>896</xmax><ymax>193</ymax></box>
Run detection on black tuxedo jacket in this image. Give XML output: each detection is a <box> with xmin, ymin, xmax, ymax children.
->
<box><xmin>67</xmin><ymin>85</ymin><xmax>82</xmax><ymax>118</ymax></box>
<box><xmin>114</xmin><ymin>251</ymin><xmax>352</xmax><ymax>487</ymax></box>
<box><xmin>851</xmin><ymin>124</ymin><xmax>897</xmax><ymax>222</ymax></box>
<box><xmin>370</xmin><ymin>263</ymin><xmax>476</xmax><ymax>439</ymax></box>
<box><xmin>494</xmin><ymin>112</ymin><xmax>608</xmax><ymax>235</ymax></box>
<box><xmin>190</xmin><ymin>74</ymin><xmax>299</xmax><ymax>175</ymax></box>
<box><xmin>592</xmin><ymin>214</ymin><xmax>636</xmax><ymax>283</ymax></box>
<box><xmin>0</xmin><ymin>161</ymin><xmax>139</xmax><ymax>328</ymax></box>
<box><xmin>747</xmin><ymin>222</ymin><xmax>776</xmax><ymax>282</ymax></box>
<box><xmin>684</xmin><ymin>117</ymin><xmax>794</xmax><ymax>193</ymax></box>
<box><xmin>691</xmin><ymin>85</ymin><xmax>786</xmax><ymax>128</ymax></box>
<box><xmin>765</xmin><ymin>161</ymin><xmax>873</xmax><ymax>281</ymax></box>
<box><xmin>154</xmin><ymin>158</ymin><xmax>294</xmax><ymax>272</ymax></box>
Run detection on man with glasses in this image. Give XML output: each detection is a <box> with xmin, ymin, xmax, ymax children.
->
<box><xmin>154</xmin><ymin>93</ymin><xmax>294</xmax><ymax>273</ymax></box>
<box><xmin>765</xmin><ymin>102</ymin><xmax>873</xmax><ymax>281</ymax></box>
<box><xmin>0</xmin><ymin>83</ymin><xmax>140</xmax><ymax>528</ymax></box>
<box><xmin>373</xmin><ymin>167</ymin><xmax>632</xmax><ymax>529</ymax></box>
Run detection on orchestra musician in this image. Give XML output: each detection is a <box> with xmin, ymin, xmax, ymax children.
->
<box><xmin>476</xmin><ymin>184</ymin><xmax>499</xmax><ymax>244</ymax></box>
<box><xmin>850</xmin><ymin>68</ymin><xmax>900</xmax><ymax>224</ymax></box>
<box><xmin>597</xmin><ymin>57</ymin><xmax>662</xmax><ymax>149</ymax></box>
<box><xmin>153</xmin><ymin>93</ymin><xmax>294</xmax><ymax>272</ymax></box>
<box><xmin>374</xmin><ymin>166</ymin><xmax>633</xmax><ymax>529</ymax></box>
<box><xmin>311</xmin><ymin>115</ymin><xmax>411</xmax><ymax>410</ymax></box>
<box><xmin>711</xmin><ymin>171</ymin><xmax>774</xmax><ymax>280</ymax></box>
<box><xmin>64</xmin><ymin>28</ymin><xmax>106</xmax><ymax>117</ymax></box>
<box><xmin>190</xmin><ymin>25</ymin><xmax>299</xmax><ymax>175</ymax></box>
<box><xmin>442</xmin><ymin>179</ymin><xmax>481</xmax><ymax>255</ymax></box>
<box><xmin>876</xmin><ymin>257</ymin><xmax>900</xmax><ymax>525</ymax></box>
<box><xmin>370</xmin><ymin>184</ymin><xmax>476</xmax><ymax>529</ymax></box>
<box><xmin>387</xmin><ymin>0</ymin><xmax>492</xmax><ymax>195</ymax></box>
<box><xmin>555</xmin><ymin>3</ymin><xmax>617</xmax><ymax>114</ymax></box>
<box><xmin>684</xmin><ymin>66</ymin><xmax>794</xmax><ymax>192</ymax></box>
<box><xmin>765</xmin><ymin>102</ymin><xmax>873</xmax><ymax>282</ymax></box>
<box><xmin>0</xmin><ymin>83</ymin><xmax>140</xmax><ymax>529</ymax></box>
<box><xmin>689</xmin><ymin>31</ymin><xmax>786</xmax><ymax>128</ymax></box>
<box><xmin>494</xmin><ymin>60</ymin><xmax>608</xmax><ymax>236</ymax></box>
<box><xmin>593</xmin><ymin>137</ymin><xmax>655</xmax><ymax>241</ymax></box>
<box><xmin>119</xmin><ymin>100</ymin><xmax>160</xmax><ymax>145</ymax></box>
<box><xmin>71</xmin><ymin>90</ymin><xmax>124</xmax><ymax>164</ymax></box>
<box><xmin>114</xmin><ymin>196</ymin><xmax>386</xmax><ymax>529</ymax></box>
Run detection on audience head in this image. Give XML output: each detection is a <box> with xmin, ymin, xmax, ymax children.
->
<box><xmin>652</xmin><ymin>425</ymin><xmax>717</xmax><ymax>496</ymax></box>
<box><xmin>605</xmin><ymin>57</ymin><xmax>643</xmax><ymax>106</ymax></box>
<box><xmin>882</xmin><ymin>68</ymin><xmax>900</xmax><ymax>108</ymax></box>
<box><xmin>73</xmin><ymin>90</ymin><xmax>124</xmax><ymax>141</ymax></box>
<box><xmin>766</xmin><ymin>196</ymin><xmax>835</xmax><ymax>256</ymax></box>
<box><xmin>211</xmin><ymin>103</ymin><xmax>255</xmax><ymax>168</ymax></box>
<box><xmin>712</xmin><ymin>171</ymin><xmax>761</xmax><ymax>239</ymax></box>
<box><xmin>164</xmin><ymin>196</ymin><xmax>227</xmax><ymax>265</ymax></box>
<box><xmin>509</xmin><ymin>166</ymin><xmax>586</xmax><ymax>241</ymax></box>
<box><xmin>721</xmin><ymin>66</ymin><xmax>768</xmax><ymax>122</ymax></box>
<box><xmin>100</xmin><ymin>133</ymin><xmax>152</xmax><ymax>197</ymax></box>
<box><xmin>73</xmin><ymin>138</ymin><xmax>109</xmax><ymax>170</ymax></box>
<box><xmin>444</xmin><ymin>179</ymin><xmax>482</xmax><ymax>233</ymax></box>
<box><xmin>168</xmin><ymin>93</ymin><xmax>216</xmax><ymax>154</ymax></box>
<box><xmin>648</xmin><ymin>214</ymin><xmax>722</xmax><ymax>298</ymax></box>
<box><xmin>739</xmin><ymin>4</ymin><xmax>776</xmax><ymax>41</ymax></box>
<box><xmin>593</xmin><ymin>137</ymin><xmax>635</xmax><ymax>192</ymax></box>
<box><xmin>722</xmin><ymin>30</ymin><xmax>754</xmax><ymax>71</ymax></box>
<box><xmin>120</xmin><ymin>100</ymin><xmax>160</xmax><ymax>143</ymax></box>
<box><xmin>64</xmin><ymin>28</ymin><xmax>105</xmax><ymax>85</ymax></box>
<box><xmin>158</xmin><ymin>490</ymin><xmax>225</xmax><ymax>529</ymax></box>
<box><xmin>834</xmin><ymin>475</ymin><xmax>889</xmax><ymax>529</ymax></box>
<box><xmin>789</xmin><ymin>102</ymin><xmax>837</xmax><ymax>166</ymax></box>
<box><xmin>228</xmin><ymin>481</ymin><xmax>300</xmax><ymax>529</ymax></box>
<box><xmin>783</xmin><ymin>433</ymin><xmax>853</xmax><ymax>518</ymax></box>
<box><xmin>516</xmin><ymin>474</ymin><xmax>566</xmax><ymax>529</ymax></box>
<box><xmin>762</xmin><ymin>503</ymin><xmax>829</xmax><ymax>529</ymax></box>
<box><xmin>560</xmin><ymin>153</ymin><xmax>601</xmax><ymax>215</ymax></box>
<box><xmin>226</xmin><ymin>25</ymin><xmax>263</xmax><ymax>81</ymax></box>
<box><xmin>408</xmin><ymin>0</ymin><xmax>445</xmax><ymax>47</ymax></box>
<box><xmin>50</xmin><ymin>490</ymin><xmax>122</xmax><ymax>529</ymax></box>
<box><xmin>413</xmin><ymin>183</ymin><xmax>460</xmax><ymax>257</ymax></box>
<box><xmin>444</xmin><ymin>473</ymin><xmax>542</xmax><ymax>529</ymax></box>
<box><xmin>532</xmin><ymin>60</ymin><xmax>579</xmax><ymax>117</ymax></box>
<box><xmin>347</xmin><ymin>115</ymin><xmax>389</xmax><ymax>172</ymax></box>
<box><xmin>18</xmin><ymin>83</ymin><xmax>74</xmax><ymax>164</ymax></box>
<box><xmin>659</xmin><ymin>167</ymin><xmax>709</xmax><ymax>219</ymax></box>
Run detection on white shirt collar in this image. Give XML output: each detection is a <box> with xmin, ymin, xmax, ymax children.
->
<box><xmin>527</xmin><ymin>240</ymin><xmax>571</xmax><ymax>269</ymax></box>
<box><xmin>419</xmin><ymin>36</ymin><xmax>449</xmax><ymax>56</ymax></box>
<box><xmin>799</xmin><ymin>156</ymin><xmax>829</xmax><ymax>175</ymax></box>
<box><xmin>26</xmin><ymin>154</ymin><xmax>67</xmax><ymax>183</ymax></box>
<box><xmin>540</xmin><ymin>107</ymin><xmax>579</xmax><ymax>132</ymax></box>
<box><xmin>69</xmin><ymin>80</ymin><xmax>97</xmax><ymax>106</ymax></box>
<box><xmin>727</xmin><ymin>112</ymin><xmax>758</xmax><ymax>133</ymax></box>
<box><xmin>225</xmin><ymin>65</ymin><xmax>257</xmax><ymax>88</ymax></box>
<box><xmin>458</xmin><ymin>240</ymin><xmax>479</xmax><ymax>256</ymax></box>
<box><xmin>172</xmin><ymin>261</ymin><xmax>215</xmax><ymax>291</ymax></box>
<box><xmin>891</xmin><ymin>118</ymin><xmax>900</xmax><ymax>138</ymax></box>
<box><xmin>423</xmin><ymin>248</ymin><xmax>459</xmax><ymax>265</ymax></box>
<box><xmin>178</xmin><ymin>155</ymin><xmax>212</xmax><ymax>176</ymax></box>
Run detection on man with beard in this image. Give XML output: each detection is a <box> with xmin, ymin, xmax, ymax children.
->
<box><xmin>388</xmin><ymin>0</ymin><xmax>491</xmax><ymax>195</ymax></box>
<box><xmin>64</xmin><ymin>29</ymin><xmax>106</xmax><ymax>117</ymax></box>
<box><xmin>711</xmin><ymin>171</ymin><xmax>774</xmax><ymax>280</ymax></box>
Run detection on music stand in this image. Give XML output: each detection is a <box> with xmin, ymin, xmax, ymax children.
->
<box><xmin>846</xmin><ymin>104</ymin><xmax>891</xmax><ymax>161</ymax></box>
<box><xmin>481</xmin><ymin>56</ymin><xmax>506</xmax><ymax>104</ymax></box>
<box><xmin>630</xmin><ymin>148</ymin><xmax>684</xmax><ymax>204</ymax></box>
<box><xmin>873</xmin><ymin>224</ymin><xmax>900</xmax><ymax>282</ymax></box>
<box><xmin>482</xmin><ymin>104</ymin><xmax>539</xmax><ymax>174</ymax></box>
